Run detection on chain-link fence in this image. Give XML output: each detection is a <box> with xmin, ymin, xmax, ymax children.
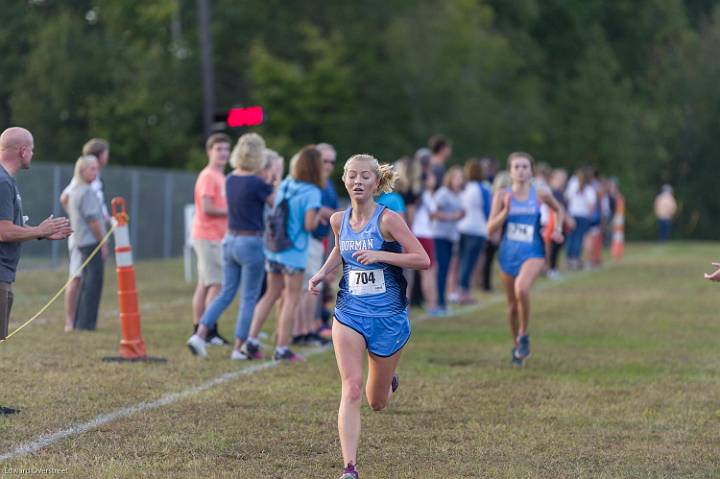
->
<box><xmin>17</xmin><ymin>162</ymin><xmax>196</xmax><ymax>268</ymax></box>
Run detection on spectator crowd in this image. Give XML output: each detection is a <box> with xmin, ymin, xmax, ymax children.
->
<box><xmin>181</xmin><ymin>132</ymin><xmax>628</xmax><ymax>362</ymax></box>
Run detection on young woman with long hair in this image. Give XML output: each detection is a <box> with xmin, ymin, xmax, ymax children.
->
<box><xmin>431</xmin><ymin>166</ymin><xmax>465</xmax><ymax>314</ymax></box>
<box><xmin>564</xmin><ymin>166</ymin><xmax>597</xmax><ymax>270</ymax></box>
<box><xmin>242</xmin><ymin>145</ymin><xmax>331</xmax><ymax>362</ymax></box>
<box><xmin>308</xmin><ymin>154</ymin><xmax>430</xmax><ymax>479</ymax></box>
<box><xmin>487</xmin><ymin>152</ymin><xmax>565</xmax><ymax>366</ymax></box>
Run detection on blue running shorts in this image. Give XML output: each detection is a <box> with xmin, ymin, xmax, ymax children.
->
<box><xmin>499</xmin><ymin>253</ymin><xmax>545</xmax><ymax>277</ymax></box>
<box><xmin>334</xmin><ymin>309</ymin><xmax>411</xmax><ymax>358</ymax></box>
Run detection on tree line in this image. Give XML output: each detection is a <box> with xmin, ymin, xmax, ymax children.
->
<box><xmin>1</xmin><ymin>0</ymin><xmax>719</xmax><ymax>238</ymax></box>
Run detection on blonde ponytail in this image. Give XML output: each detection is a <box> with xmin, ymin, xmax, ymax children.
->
<box><xmin>376</xmin><ymin>163</ymin><xmax>398</xmax><ymax>194</ymax></box>
<box><xmin>343</xmin><ymin>154</ymin><xmax>398</xmax><ymax>195</ymax></box>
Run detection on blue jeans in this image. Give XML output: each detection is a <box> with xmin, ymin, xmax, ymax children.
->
<box><xmin>658</xmin><ymin>219</ymin><xmax>671</xmax><ymax>242</ymax></box>
<box><xmin>458</xmin><ymin>233</ymin><xmax>486</xmax><ymax>291</ymax></box>
<box><xmin>434</xmin><ymin>238</ymin><xmax>454</xmax><ymax>307</ymax></box>
<box><xmin>201</xmin><ymin>235</ymin><xmax>265</xmax><ymax>341</ymax></box>
<box><xmin>566</xmin><ymin>216</ymin><xmax>590</xmax><ymax>260</ymax></box>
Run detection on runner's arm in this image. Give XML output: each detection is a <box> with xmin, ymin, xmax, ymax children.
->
<box><xmin>704</xmin><ymin>262</ymin><xmax>720</xmax><ymax>282</ymax></box>
<box><xmin>309</xmin><ymin>212</ymin><xmax>344</xmax><ymax>294</ymax></box>
<box><xmin>487</xmin><ymin>190</ymin><xmax>510</xmax><ymax>236</ymax></box>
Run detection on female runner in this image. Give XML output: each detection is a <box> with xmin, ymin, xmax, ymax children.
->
<box><xmin>309</xmin><ymin>154</ymin><xmax>430</xmax><ymax>479</ymax></box>
<box><xmin>487</xmin><ymin>152</ymin><xmax>565</xmax><ymax>366</ymax></box>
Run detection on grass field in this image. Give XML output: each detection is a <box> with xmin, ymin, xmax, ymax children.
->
<box><xmin>0</xmin><ymin>242</ymin><xmax>719</xmax><ymax>478</ymax></box>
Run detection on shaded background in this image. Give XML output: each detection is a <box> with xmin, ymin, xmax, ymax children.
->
<box><xmin>1</xmin><ymin>0</ymin><xmax>719</xmax><ymax>239</ymax></box>
<box><xmin>16</xmin><ymin>162</ymin><xmax>196</xmax><ymax>262</ymax></box>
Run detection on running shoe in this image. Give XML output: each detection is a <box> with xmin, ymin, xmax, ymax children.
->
<box><xmin>230</xmin><ymin>349</ymin><xmax>248</xmax><ymax>361</ymax></box>
<box><xmin>240</xmin><ymin>341</ymin><xmax>263</xmax><ymax>360</ymax></box>
<box><xmin>391</xmin><ymin>374</ymin><xmax>399</xmax><ymax>393</ymax></box>
<box><xmin>511</xmin><ymin>348</ymin><xmax>524</xmax><ymax>367</ymax></box>
<box><xmin>187</xmin><ymin>334</ymin><xmax>208</xmax><ymax>357</ymax></box>
<box><xmin>426</xmin><ymin>306</ymin><xmax>449</xmax><ymax>317</ymax></box>
<box><xmin>291</xmin><ymin>334</ymin><xmax>307</xmax><ymax>346</ymax></box>
<box><xmin>305</xmin><ymin>331</ymin><xmax>331</xmax><ymax>346</ymax></box>
<box><xmin>546</xmin><ymin>269</ymin><xmax>562</xmax><ymax>280</ymax></box>
<box><xmin>273</xmin><ymin>349</ymin><xmax>306</xmax><ymax>362</ymax></box>
<box><xmin>339</xmin><ymin>464</ymin><xmax>359</xmax><ymax>479</ymax></box>
<box><xmin>207</xmin><ymin>325</ymin><xmax>230</xmax><ymax>346</ymax></box>
<box><xmin>0</xmin><ymin>406</ymin><xmax>19</xmax><ymax>415</ymax></box>
<box><xmin>515</xmin><ymin>334</ymin><xmax>531</xmax><ymax>359</ymax></box>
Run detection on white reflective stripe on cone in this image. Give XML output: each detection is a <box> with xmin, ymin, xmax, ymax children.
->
<box><xmin>116</xmin><ymin>250</ymin><xmax>133</xmax><ymax>267</ymax></box>
<box><xmin>114</xmin><ymin>226</ymin><xmax>130</xmax><ymax>248</ymax></box>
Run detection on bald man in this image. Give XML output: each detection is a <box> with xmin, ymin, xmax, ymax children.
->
<box><xmin>0</xmin><ymin>127</ymin><xmax>72</xmax><ymax>414</ymax></box>
<box><xmin>0</xmin><ymin>127</ymin><xmax>72</xmax><ymax>335</ymax></box>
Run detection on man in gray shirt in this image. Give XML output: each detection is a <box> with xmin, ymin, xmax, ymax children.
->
<box><xmin>0</xmin><ymin>127</ymin><xmax>72</xmax><ymax>414</ymax></box>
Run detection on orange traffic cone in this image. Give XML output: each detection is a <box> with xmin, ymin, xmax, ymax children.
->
<box><xmin>103</xmin><ymin>197</ymin><xmax>164</xmax><ymax>363</ymax></box>
<box><xmin>611</xmin><ymin>194</ymin><xmax>625</xmax><ymax>260</ymax></box>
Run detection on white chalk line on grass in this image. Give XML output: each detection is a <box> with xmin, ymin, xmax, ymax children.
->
<box><xmin>1</xmin><ymin>252</ymin><xmax>646</xmax><ymax>462</ymax></box>
<box><xmin>0</xmin><ymin>353</ymin><xmax>319</xmax><ymax>462</ymax></box>
<box><xmin>0</xmin><ymin>290</ymin><xmax>528</xmax><ymax>463</ymax></box>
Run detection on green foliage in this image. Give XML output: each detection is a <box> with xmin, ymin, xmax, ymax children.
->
<box><xmin>646</xmin><ymin>8</ymin><xmax>720</xmax><ymax>238</ymax></box>
<box><xmin>1</xmin><ymin>0</ymin><xmax>720</xmax><ymax>237</ymax></box>
<box><xmin>248</xmin><ymin>24</ymin><xmax>355</xmax><ymax>156</ymax></box>
<box><xmin>7</xmin><ymin>1</ymin><xmax>200</xmax><ymax>167</ymax></box>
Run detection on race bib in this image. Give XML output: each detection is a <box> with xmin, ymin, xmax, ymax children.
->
<box><xmin>507</xmin><ymin>222</ymin><xmax>534</xmax><ymax>243</ymax></box>
<box><xmin>348</xmin><ymin>268</ymin><xmax>386</xmax><ymax>296</ymax></box>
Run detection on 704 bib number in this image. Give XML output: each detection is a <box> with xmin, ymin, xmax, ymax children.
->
<box><xmin>349</xmin><ymin>268</ymin><xmax>386</xmax><ymax>296</ymax></box>
<box><xmin>507</xmin><ymin>222</ymin><xmax>534</xmax><ymax>243</ymax></box>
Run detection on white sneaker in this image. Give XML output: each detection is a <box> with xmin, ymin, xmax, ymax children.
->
<box><xmin>187</xmin><ymin>334</ymin><xmax>208</xmax><ymax>357</ymax></box>
<box><xmin>208</xmin><ymin>336</ymin><xmax>225</xmax><ymax>346</ymax></box>
<box><xmin>230</xmin><ymin>349</ymin><xmax>248</xmax><ymax>360</ymax></box>
<box><xmin>547</xmin><ymin>269</ymin><xmax>562</xmax><ymax>280</ymax></box>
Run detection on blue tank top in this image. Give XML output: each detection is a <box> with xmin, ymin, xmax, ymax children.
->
<box><xmin>335</xmin><ymin>204</ymin><xmax>408</xmax><ymax>318</ymax></box>
<box><xmin>498</xmin><ymin>186</ymin><xmax>545</xmax><ymax>263</ymax></box>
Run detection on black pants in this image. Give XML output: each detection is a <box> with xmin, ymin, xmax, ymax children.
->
<box><xmin>549</xmin><ymin>240</ymin><xmax>565</xmax><ymax>270</ymax></box>
<box><xmin>481</xmin><ymin>242</ymin><xmax>498</xmax><ymax>291</ymax></box>
<box><xmin>0</xmin><ymin>282</ymin><xmax>13</xmax><ymax>340</ymax></box>
<box><xmin>75</xmin><ymin>244</ymin><xmax>104</xmax><ymax>331</ymax></box>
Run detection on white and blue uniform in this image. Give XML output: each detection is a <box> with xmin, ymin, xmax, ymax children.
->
<box><xmin>498</xmin><ymin>186</ymin><xmax>545</xmax><ymax>277</ymax></box>
<box><xmin>335</xmin><ymin>204</ymin><xmax>410</xmax><ymax>357</ymax></box>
